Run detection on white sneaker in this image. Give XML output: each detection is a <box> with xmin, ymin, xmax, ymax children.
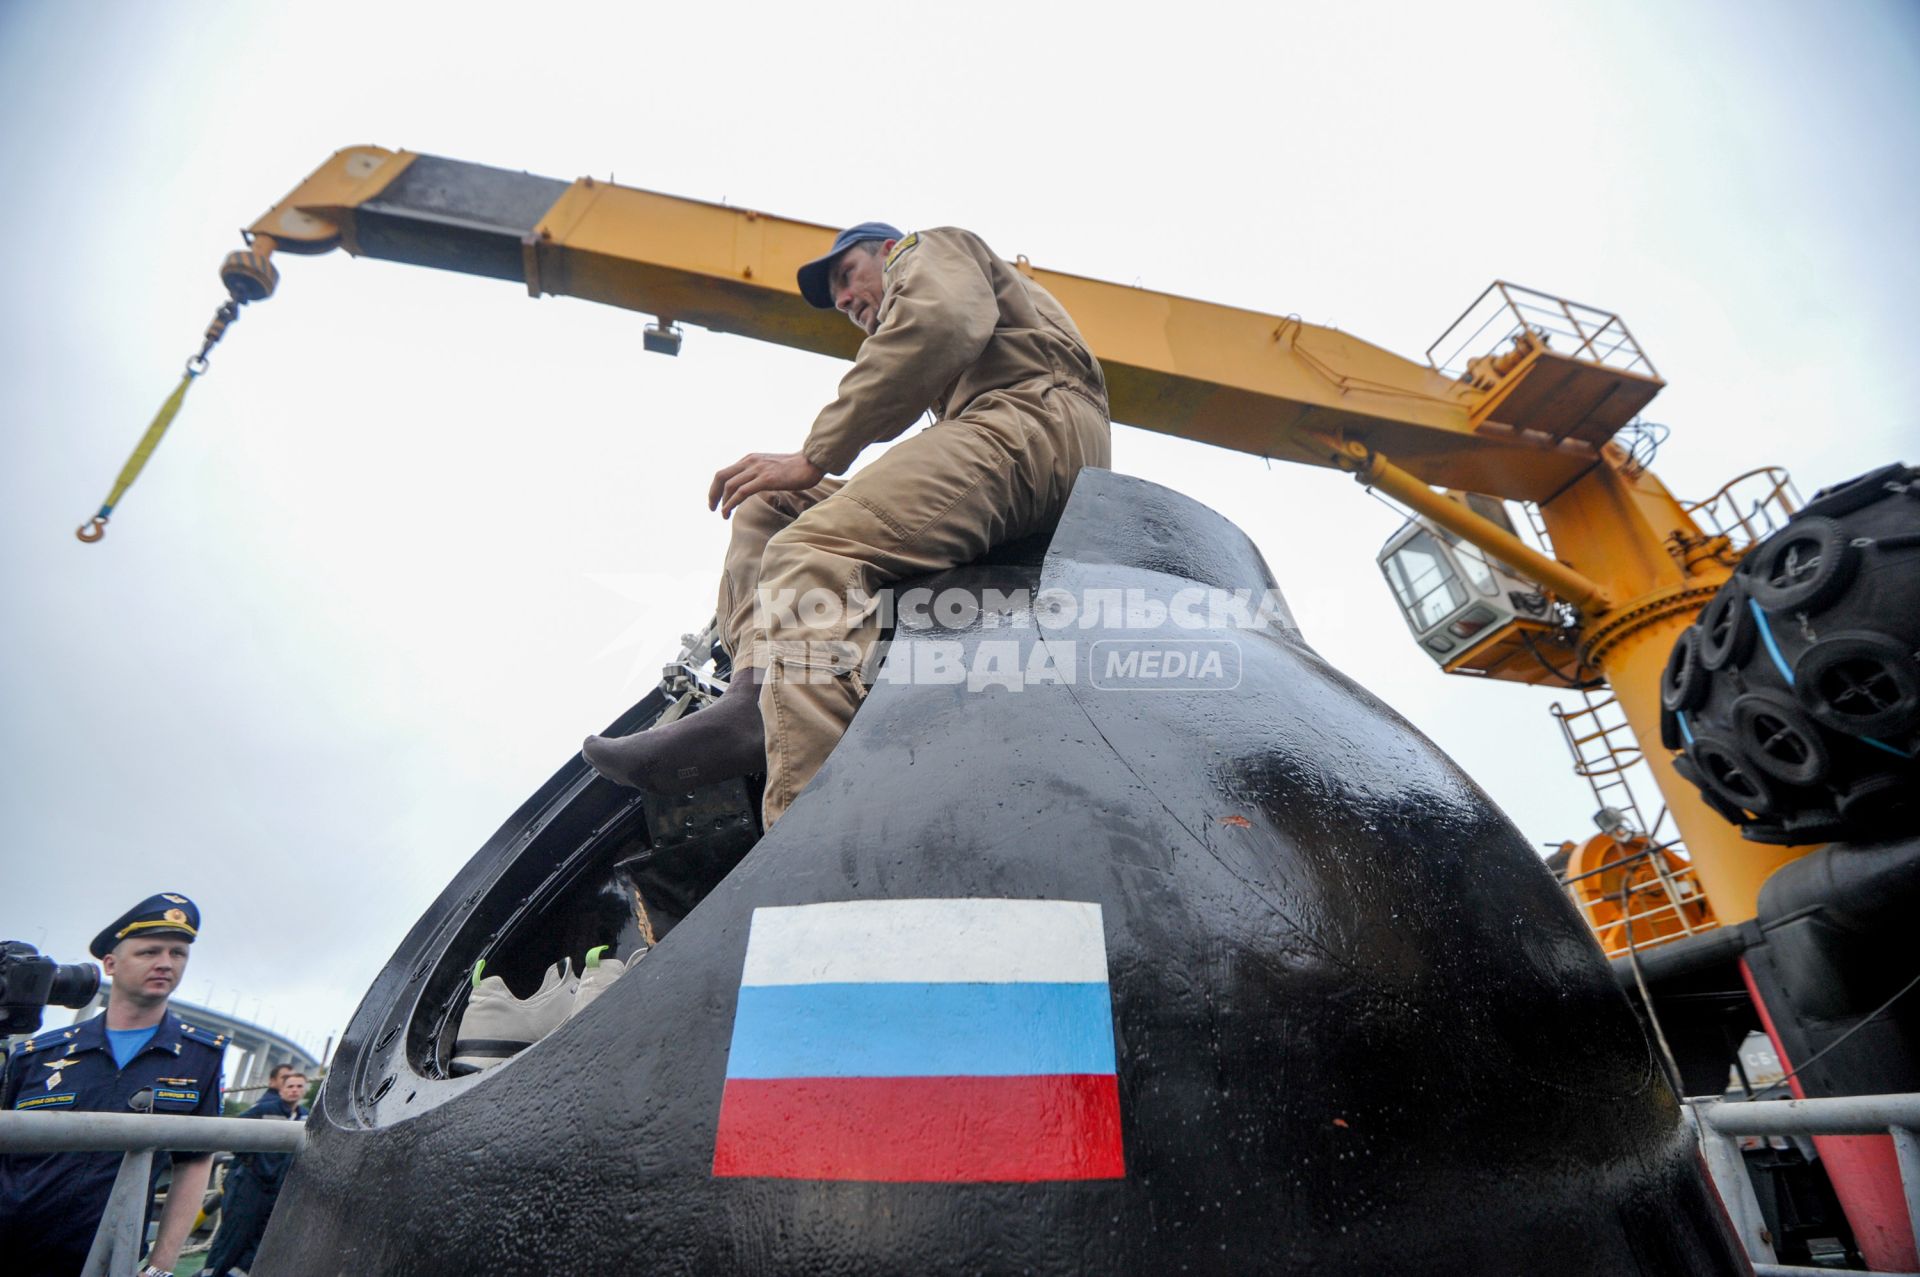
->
<box><xmin>451</xmin><ymin>958</ymin><xmax>576</xmax><ymax>1074</ymax></box>
<box><xmin>569</xmin><ymin>945</ymin><xmax>637</xmax><ymax>1018</ymax></box>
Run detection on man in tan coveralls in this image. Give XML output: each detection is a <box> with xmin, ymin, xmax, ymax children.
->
<box><xmin>583</xmin><ymin>220</ymin><xmax>1111</xmax><ymax>825</ymax></box>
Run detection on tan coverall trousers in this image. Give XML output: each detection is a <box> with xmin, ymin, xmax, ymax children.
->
<box><xmin>715</xmin><ymin>383</ymin><xmax>1110</xmax><ymax>825</ymax></box>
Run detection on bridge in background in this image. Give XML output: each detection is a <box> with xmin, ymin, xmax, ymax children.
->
<box><xmin>62</xmin><ymin>994</ymin><xmax>325</xmax><ymax>1099</ymax></box>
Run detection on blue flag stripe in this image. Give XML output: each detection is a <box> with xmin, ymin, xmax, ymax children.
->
<box><xmin>725</xmin><ymin>981</ymin><xmax>1117</xmax><ymax>1079</ymax></box>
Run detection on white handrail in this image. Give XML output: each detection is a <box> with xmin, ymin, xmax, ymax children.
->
<box><xmin>0</xmin><ymin>1110</ymin><xmax>305</xmax><ymax>1154</ymax></box>
<box><xmin>1687</xmin><ymin>1092</ymin><xmax>1920</xmax><ymax>1274</ymax></box>
<box><xmin>1694</xmin><ymin>1093</ymin><xmax>1920</xmax><ymax>1137</ymax></box>
<box><xmin>0</xmin><ymin>1111</ymin><xmax>306</xmax><ymax>1277</ymax></box>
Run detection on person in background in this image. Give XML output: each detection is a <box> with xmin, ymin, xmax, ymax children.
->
<box><xmin>203</xmin><ymin>1069</ymin><xmax>309</xmax><ymax>1277</ymax></box>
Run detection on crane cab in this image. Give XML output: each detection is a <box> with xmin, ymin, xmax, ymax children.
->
<box><xmin>1376</xmin><ymin>506</ymin><xmax>1584</xmax><ymax>686</ymax></box>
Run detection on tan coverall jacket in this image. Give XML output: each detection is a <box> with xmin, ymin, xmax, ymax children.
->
<box><xmin>716</xmin><ymin>227</ymin><xmax>1112</xmax><ymax>824</ymax></box>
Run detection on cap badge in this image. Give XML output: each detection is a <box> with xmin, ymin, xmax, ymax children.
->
<box><xmin>163</xmin><ymin>908</ymin><xmax>188</xmax><ymax>925</ymax></box>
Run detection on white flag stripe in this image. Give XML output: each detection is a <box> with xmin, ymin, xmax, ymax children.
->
<box><xmin>740</xmin><ymin>899</ymin><xmax>1108</xmax><ymax>987</ymax></box>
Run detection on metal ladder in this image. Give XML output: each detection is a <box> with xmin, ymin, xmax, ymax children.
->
<box><xmin>1549</xmin><ymin>686</ymin><xmax>1671</xmax><ymax>841</ymax></box>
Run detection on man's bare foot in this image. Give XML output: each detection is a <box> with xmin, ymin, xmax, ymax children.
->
<box><xmin>582</xmin><ymin>667</ymin><xmax>765</xmax><ymax>792</ymax></box>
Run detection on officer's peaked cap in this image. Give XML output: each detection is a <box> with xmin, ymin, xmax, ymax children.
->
<box><xmin>91</xmin><ymin>893</ymin><xmax>200</xmax><ymax>958</ymax></box>
<box><xmin>797</xmin><ymin>221</ymin><xmax>904</xmax><ymax>309</ymax></box>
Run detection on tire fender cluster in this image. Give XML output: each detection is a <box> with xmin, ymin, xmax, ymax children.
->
<box><xmin>1659</xmin><ymin>463</ymin><xmax>1920</xmax><ymax>844</ymax></box>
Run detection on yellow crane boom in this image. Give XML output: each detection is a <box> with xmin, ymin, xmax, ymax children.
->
<box><xmin>209</xmin><ymin>145</ymin><xmax>1804</xmax><ymax>924</ymax></box>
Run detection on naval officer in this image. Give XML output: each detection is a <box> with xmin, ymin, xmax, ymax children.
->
<box><xmin>0</xmin><ymin>894</ymin><xmax>226</xmax><ymax>1277</ymax></box>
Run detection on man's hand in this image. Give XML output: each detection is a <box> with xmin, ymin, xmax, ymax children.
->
<box><xmin>708</xmin><ymin>452</ymin><xmax>825</xmax><ymax>518</ymax></box>
<box><xmin>145</xmin><ymin>1153</ymin><xmax>213</xmax><ymax>1272</ymax></box>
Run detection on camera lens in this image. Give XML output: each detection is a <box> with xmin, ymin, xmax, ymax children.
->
<box><xmin>47</xmin><ymin>962</ymin><xmax>101</xmax><ymax>1009</ymax></box>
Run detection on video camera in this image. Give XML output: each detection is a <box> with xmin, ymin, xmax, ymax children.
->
<box><xmin>1</xmin><ymin>941</ymin><xmax>102</xmax><ymax>1037</ymax></box>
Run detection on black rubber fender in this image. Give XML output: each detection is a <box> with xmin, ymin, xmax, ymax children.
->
<box><xmin>1686</xmin><ymin>732</ymin><xmax>1778</xmax><ymax>817</ymax></box>
<box><xmin>1656</xmin><ymin>462</ymin><xmax>1919</xmax><ymax>844</ymax></box>
<box><xmin>1837</xmin><ymin>773</ymin><xmax>1911</xmax><ymax>827</ymax></box>
<box><xmin>1793</xmin><ymin>630</ymin><xmax>1920</xmax><ymax>741</ymax></box>
<box><xmin>1695</xmin><ymin>581</ymin><xmax>1754</xmax><ymax>672</ymax></box>
<box><xmin>1661</xmin><ymin>628</ymin><xmax>1708</xmax><ymax>711</ymax></box>
<box><xmin>1799</xmin><ymin>462</ymin><xmax>1916</xmax><ymax>521</ymax></box>
<box><xmin>1748</xmin><ymin>516</ymin><xmax>1857</xmax><ymax>614</ymax></box>
<box><xmin>1730</xmin><ymin>689</ymin><xmax>1831</xmax><ymax>788</ymax></box>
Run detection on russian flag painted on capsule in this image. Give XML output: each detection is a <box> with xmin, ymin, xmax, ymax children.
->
<box><xmin>712</xmin><ymin>898</ymin><xmax>1125</xmax><ymax>1182</ymax></box>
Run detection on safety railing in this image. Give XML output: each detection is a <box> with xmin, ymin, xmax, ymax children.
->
<box><xmin>0</xmin><ymin>1111</ymin><xmax>305</xmax><ymax>1277</ymax></box>
<box><xmin>1427</xmin><ymin>280</ymin><xmax>1659</xmax><ymax>382</ymax></box>
<box><xmin>1683</xmin><ymin>466</ymin><xmax>1802</xmax><ymax>553</ymax></box>
<box><xmin>1686</xmin><ymin>1092</ymin><xmax>1920</xmax><ymax>1276</ymax></box>
<box><xmin>1518</xmin><ymin>500</ymin><xmax>1554</xmax><ymax>556</ymax></box>
<box><xmin>11</xmin><ymin>1096</ymin><xmax>1911</xmax><ymax>1275</ymax></box>
<box><xmin>1554</xmin><ymin>838</ymin><xmax>1717</xmax><ymax>958</ymax></box>
<box><xmin>1546</xmin><ymin>679</ymin><xmax>1721</xmax><ymax>956</ymax></box>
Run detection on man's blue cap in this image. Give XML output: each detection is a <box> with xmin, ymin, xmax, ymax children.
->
<box><xmin>91</xmin><ymin>893</ymin><xmax>200</xmax><ymax>958</ymax></box>
<box><xmin>797</xmin><ymin>221</ymin><xmax>904</xmax><ymax>310</ymax></box>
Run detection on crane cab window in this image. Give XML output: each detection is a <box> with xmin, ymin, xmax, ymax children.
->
<box><xmin>1451</xmin><ymin>541</ymin><xmax>1500</xmax><ymax>596</ymax></box>
<box><xmin>1382</xmin><ymin>531</ymin><xmax>1468</xmax><ymax>631</ymax></box>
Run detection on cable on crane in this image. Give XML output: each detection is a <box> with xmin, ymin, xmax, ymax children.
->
<box><xmin>76</xmin><ymin>298</ymin><xmax>243</xmax><ymax>544</ymax></box>
<box><xmin>1517</xmin><ymin>627</ymin><xmax>1606</xmax><ymax>690</ymax></box>
<box><xmin>1620</xmin><ymin>870</ymin><xmax>1687</xmax><ymax>1098</ymax></box>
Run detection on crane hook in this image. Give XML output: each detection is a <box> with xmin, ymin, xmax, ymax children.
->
<box><xmin>74</xmin><ymin>295</ymin><xmax>247</xmax><ymax>545</ymax></box>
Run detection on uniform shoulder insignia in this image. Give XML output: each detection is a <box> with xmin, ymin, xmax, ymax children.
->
<box><xmin>181</xmin><ymin>1023</ymin><xmax>228</xmax><ymax>1047</ymax></box>
<box><xmin>884</xmin><ymin>231</ymin><xmax>920</xmax><ymax>271</ymax></box>
<box><xmin>22</xmin><ymin>1026</ymin><xmax>71</xmax><ymax>1053</ymax></box>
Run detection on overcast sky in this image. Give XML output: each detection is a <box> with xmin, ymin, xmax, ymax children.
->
<box><xmin>2</xmin><ymin>1</ymin><xmax>1915</xmax><ymax>1062</ymax></box>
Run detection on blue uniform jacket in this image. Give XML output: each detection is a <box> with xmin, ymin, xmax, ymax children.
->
<box><xmin>0</xmin><ymin>1009</ymin><xmax>226</xmax><ymax>1277</ymax></box>
<box><xmin>231</xmin><ymin>1089</ymin><xmax>306</xmax><ymax>1190</ymax></box>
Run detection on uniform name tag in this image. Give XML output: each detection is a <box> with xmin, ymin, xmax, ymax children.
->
<box><xmin>18</xmin><ymin>1092</ymin><xmax>76</xmax><ymax>1110</ymax></box>
<box><xmin>154</xmin><ymin>1088</ymin><xmax>200</xmax><ymax>1106</ymax></box>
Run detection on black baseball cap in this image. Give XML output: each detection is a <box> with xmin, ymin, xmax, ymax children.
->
<box><xmin>797</xmin><ymin>221</ymin><xmax>904</xmax><ymax>309</ymax></box>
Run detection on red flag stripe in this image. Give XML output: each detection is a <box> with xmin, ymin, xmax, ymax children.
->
<box><xmin>713</xmin><ymin>1073</ymin><xmax>1125</xmax><ymax>1182</ymax></box>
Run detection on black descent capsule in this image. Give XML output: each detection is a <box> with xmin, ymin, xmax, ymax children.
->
<box><xmin>260</xmin><ymin>471</ymin><xmax>1744</xmax><ymax>1276</ymax></box>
